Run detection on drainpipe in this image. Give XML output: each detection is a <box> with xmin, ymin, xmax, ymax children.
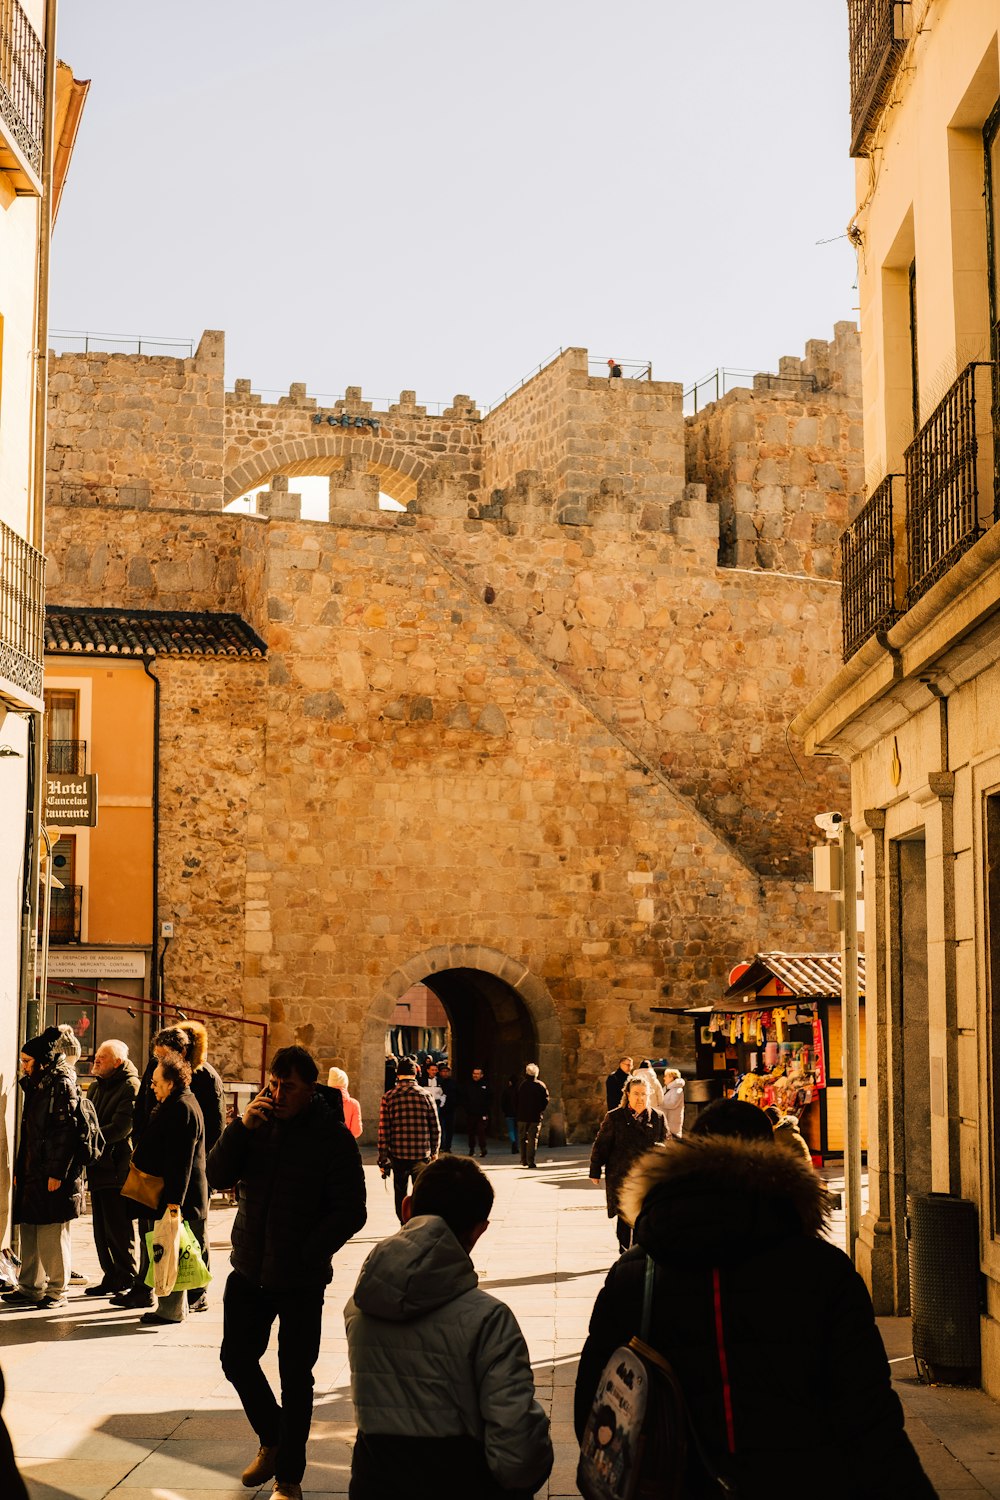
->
<box><xmin>141</xmin><ymin>657</ymin><xmax>161</xmax><ymax>1029</ymax></box>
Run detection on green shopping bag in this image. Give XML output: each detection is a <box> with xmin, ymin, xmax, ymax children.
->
<box><xmin>145</xmin><ymin>1218</ymin><xmax>212</xmax><ymax>1292</ymax></box>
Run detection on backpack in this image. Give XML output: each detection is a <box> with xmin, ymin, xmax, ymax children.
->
<box><xmin>577</xmin><ymin>1255</ymin><xmax>738</xmax><ymax>1500</ymax></box>
<box><xmin>72</xmin><ymin>1092</ymin><xmax>106</xmax><ymax>1167</ymax></box>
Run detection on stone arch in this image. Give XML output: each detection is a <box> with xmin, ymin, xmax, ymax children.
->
<box><xmin>224</xmin><ymin>436</ymin><xmax>438</xmax><ymax>509</ymax></box>
<box><xmin>359</xmin><ymin>944</ymin><xmax>566</xmax><ymax>1144</ymax></box>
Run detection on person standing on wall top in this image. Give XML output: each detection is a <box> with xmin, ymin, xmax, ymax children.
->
<box><xmin>208</xmin><ymin>1045</ymin><xmax>366</xmax><ymax>1500</ymax></box>
<box><xmin>377</xmin><ymin>1058</ymin><xmax>441</xmax><ymax>1222</ymax></box>
<box><xmin>85</xmin><ymin>1040</ymin><xmax>141</xmax><ymax>1297</ymax></box>
<box><xmin>465</xmin><ymin>1067</ymin><xmax>491</xmax><ymax>1158</ymax></box>
<box><xmin>607</xmin><ymin>358</ymin><xmax>622</xmax><ymax>379</ymax></box>
<box><xmin>604</xmin><ymin>1055</ymin><xmax>633</xmax><ymax>1113</ymax></box>
<box><xmin>516</xmin><ymin>1064</ymin><xmax>549</xmax><ymax>1170</ymax></box>
<box><xmin>3</xmin><ymin>1028</ymin><xmax>86</xmax><ymax>1311</ymax></box>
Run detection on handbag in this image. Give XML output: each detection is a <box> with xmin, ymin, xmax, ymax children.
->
<box><xmin>120</xmin><ymin>1160</ymin><xmax>164</xmax><ymax>1212</ymax></box>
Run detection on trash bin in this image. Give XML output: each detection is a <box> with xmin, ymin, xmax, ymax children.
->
<box><xmin>907</xmin><ymin>1191</ymin><xmax>981</xmax><ymax>1385</ymax></box>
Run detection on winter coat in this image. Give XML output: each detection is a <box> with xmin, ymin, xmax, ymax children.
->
<box><xmin>661</xmin><ymin>1077</ymin><xmax>686</xmax><ymax>1137</ymax></box>
<box><xmin>632</xmin><ymin>1065</ymin><xmax>664</xmax><ymax>1112</ymax></box>
<box><xmin>87</xmin><ymin>1058</ymin><xmax>140</xmax><ymax>1191</ymax></box>
<box><xmin>206</xmin><ymin>1086</ymin><xmax>365</xmax><ymax>1291</ymax></box>
<box><xmin>604</xmin><ymin>1067</ymin><xmax>629</xmax><ymax>1112</ymax></box>
<box><xmin>465</xmin><ymin>1078</ymin><xmax>491</xmax><ymax>1121</ymax></box>
<box><xmin>574</xmin><ymin>1137</ymin><xmax>937</xmax><ymax>1500</ymax></box>
<box><xmin>345</xmin><ymin>1214</ymin><xmax>553</xmax><ymax>1498</ymax></box>
<box><xmin>131</xmin><ymin>1086</ymin><xmax>208</xmax><ymax>1223</ymax></box>
<box><xmin>589</xmin><ymin>1105</ymin><xmax>668</xmax><ymax>1218</ymax></box>
<box><xmin>135</xmin><ymin>1056</ymin><xmax>225</xmax><ymax>1152</ymax></box>
<box><xmin>334</xmin><ymin>1086</ymin><xmax>362</xmax><ymax>1138</ymax></box>
<box><xmin>516</xmin><ymin>1076</ymin><xmax>549</xmax><ymax>1123</ymax></box>
<box><xmin>773</xmin><ymin>1113</ymin><xmax>813</xmax><ymax>1167</ymax></box>
<box><xmin>13</xmin><ymin>1060</ymin><xmax>86</xmax><ymax>1226</ymax></box>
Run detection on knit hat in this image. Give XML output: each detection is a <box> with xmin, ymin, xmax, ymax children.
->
<box><xmin>56</xmin><ymin>1023</ymin><xmax>82</xmax><ymax>1060</ymax></box>
<box><xmin>21</xmin><ymin>1027</ymin><xmax>64</xmax><ymax>1066</ymax></box>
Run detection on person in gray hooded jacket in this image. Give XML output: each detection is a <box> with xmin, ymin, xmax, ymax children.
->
<box><xmin>345</xmin><ymin>1155</ymin><xmax>553</xmax><ymax>1500</ymax></box>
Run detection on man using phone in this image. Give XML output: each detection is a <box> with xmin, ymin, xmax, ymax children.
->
<box><xmin>207</xmin><ymin>1045</ymin><xmax>366</xmax><ymax>1500</ymax></box>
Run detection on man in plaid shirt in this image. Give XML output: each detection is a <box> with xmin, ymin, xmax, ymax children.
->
<box><xmin>377</xmin><ymin>1060</ymin><xmax>441</xmax><ymax>1222</ymax></box>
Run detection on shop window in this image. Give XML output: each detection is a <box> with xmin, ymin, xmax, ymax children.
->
<box><xmin>985</xmin><ymin>793</ymin><xmax>1000</xmax><ymax>1235</ymax></box>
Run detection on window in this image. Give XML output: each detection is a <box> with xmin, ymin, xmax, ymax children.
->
<box><xmin>44</xmin><ymin>689</ymin><xmax>84</xmax><ymax>772</ymax></box>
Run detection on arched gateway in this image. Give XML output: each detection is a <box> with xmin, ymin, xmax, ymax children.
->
<box><xmin>361</xmin><ymin>945</ymin><xmax>566</xmax><ymax>1145</ymax></box>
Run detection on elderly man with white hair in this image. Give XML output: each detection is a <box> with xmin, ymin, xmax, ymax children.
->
<box><xmin>515</xmin><ymin>1062</ymin><xmax>550</xmax><ymax>1169</ymax></box>
<box><xmin>85</xmin><ymin>1040</ymin><xmax>141</xmax><ymax>1297</ymax></box>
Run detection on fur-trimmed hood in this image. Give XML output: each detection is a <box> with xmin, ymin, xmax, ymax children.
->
<box><xmin>620</xmin><ymin>1135</ymin><xmax>831</xmax><ymax>1270</ymax></box>
<box><xmin>183</xmin><ymin>1021</ymin><xmax>207</xmax><ymax>1070</ymax></box>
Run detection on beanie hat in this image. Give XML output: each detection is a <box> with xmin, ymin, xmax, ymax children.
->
<box><xmin>21</xmin><ymin>1026</ymin><xmax>64</xmax><ymax>1066</ymax></box>
<box><xmin>56</xmin><ymin>1023</ymin><xmax>82</xmax><ymax>1060</ymax></box>
<box><xmin>396</xmin><ymin>1059</ymin><xmax>416</xmax><ymax>1077</ymax></box>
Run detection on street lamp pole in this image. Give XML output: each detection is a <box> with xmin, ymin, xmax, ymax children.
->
<box><xmin>840</xmin><ymin>821</ymin><xmax>862</xmax><ymax>1262</ymax></box>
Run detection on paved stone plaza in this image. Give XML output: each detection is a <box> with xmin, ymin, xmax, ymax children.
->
<box><xmin>1</xmin><ymin>1148</ymin><xmax>997</xmax><ymax>1498</ymax></box>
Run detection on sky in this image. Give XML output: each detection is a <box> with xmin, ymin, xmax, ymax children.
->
<box><xmin>50</xmin><ymin>1</ymin><xmax>858</xmax><ymax>412</ymax></box>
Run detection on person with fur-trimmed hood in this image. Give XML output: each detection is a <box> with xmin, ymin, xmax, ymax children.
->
<box><xmin>574</xmin><ymin>1099</ymin><xmax>936</xmax><ymax>1499</ymax></box>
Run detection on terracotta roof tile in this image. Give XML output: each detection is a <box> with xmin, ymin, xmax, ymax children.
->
<box><xmin>45</xmin><ymin>607</ymin><xmax>266</xmax><ymax>660</ymax></box>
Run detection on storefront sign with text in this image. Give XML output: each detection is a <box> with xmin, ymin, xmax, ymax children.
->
<box><xmin>45</xmin><ymin>773</ymin><xmax>99</xmax><ymax>827</ymax></box>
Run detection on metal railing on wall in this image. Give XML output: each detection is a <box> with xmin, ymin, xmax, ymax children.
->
<box><xmin>46</xmin><ymin>739</ymin><xmax>87</xmax><ymax>774</ymax></box>
<box><xmin>904</xmin><ymin>361</ymin><xmax>996</xmax><ymax>608</ymax></box>
<box><xmin>841</xmin><ymin>474</ymin><xmax>901</xmax><ymax>660</ymax></box>
<box><xmin>49</xmin><ymin>330</ymin><xmax>195</xmax><ymax>358</ymax></box>
<box><xmin>848</xmin><ymin>0</ymin><xmax>909</xmax><ymax>157</ymax></box>
<box><xmin>0</xmin><ymin>0</ymin><xmax>44</xmax><ymax>175</ymax></box>
<box><xmin>0</xmin><ymin>516</ymin><xmax>44</xmax><ymax>702</ymax></box>
<box><xmin>683</xmin><ymin>367</ymin><xmax>819</xmax><ymax>416</ymax></box>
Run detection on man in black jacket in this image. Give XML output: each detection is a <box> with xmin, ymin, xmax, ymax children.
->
<box><xmin>85</xmin><ymin>1041</ymin><xmax>140</xmax><ymax>1296</ymax></box>
<box><xmin>515</xmin><ymin>1064</ymin><xmax>549</xmax><ymax>1169</ymax></box>
<box><xmin>207</xmin><ymin>1045</ymin><xmax>366</xmax><ymax>1500</ymax></box>
<box><xmin>604</xmin><ymin>1055</ymin><xmax>633</xmax><ymax>1113</ymax></box>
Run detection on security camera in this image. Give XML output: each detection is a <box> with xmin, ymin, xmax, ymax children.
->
<box><xmin>814</xmin><ymin>811</ymin><xmax>843</xmax><ymax>837</ymax></box>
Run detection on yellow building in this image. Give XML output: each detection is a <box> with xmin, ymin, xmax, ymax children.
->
<box><xmin>0</xmin><ymin>0</ymin><xmax>85</xmax><ymax>1237</ymax></box>
<box><xmin>795</xmin><ymin>1</ymin><xmax>1000</xmax><ymax>1396</ymax></box>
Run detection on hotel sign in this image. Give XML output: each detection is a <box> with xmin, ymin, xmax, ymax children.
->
<box><xmin>46</xmin><ymin>773</ymin><xmax>99</xmax><ymax>827</ymax></box>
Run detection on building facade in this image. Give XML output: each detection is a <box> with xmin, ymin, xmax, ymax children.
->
<box><xmin>0</xmin><ymin>0</ymin><xmax>85</xmax><ymax>1239</ymax></box>
<box><xmin>794</xmin><ymin>0</ymin><xmax>1000</xmax><ymax>1397</ymax></box>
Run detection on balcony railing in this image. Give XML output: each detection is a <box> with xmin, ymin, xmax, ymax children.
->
<box><xmin>0</xmin><ymin>517</ymin><xmax>45</xmax><ymax>707</ymax></box>
<box><xmin>0</xmin><ymin>0</ymin><xmax>44</xmax><ymax>181</ymax></box>
<box><xmin>46</xmin><ymin>739</ymin><xmax>87</xmax><ymax>774</ymax></box>
<box><xmin>904</xmin><ymin>362</ymin><xmax>997</xmax><ymax>609</ymax></box>
<box><xmin>848</xmin><ymin>0</ymin><xmax>909</xmax><ymax>157</ymax></box>
<box><xmin>841</xmin><ymin>475</ymin><xmax>901</xmax><ymax>660</ymax></box>
<box><xmin>47</xmin><ymin>885</ymin><xmax>82</xmax><ymax>945</ymax></box>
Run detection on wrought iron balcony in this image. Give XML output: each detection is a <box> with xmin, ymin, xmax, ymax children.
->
<box><xmin>0</xmin><ymin>0</ymin><xmax>44</xmax><ymax>191</ymax></box>
<box><xmin>848</xmin><ymin>0</ymin><xmax>909</xmax><ymax>157</ymax></box>
<box><xmin>46</xmin><ymin>739</ymin><xmax>87</xmax><ymax>774</ymax></box>
<box><xmin>841</xmin><ymin>475</ymin><xmax>902</xmax><ymax>660</ymax></box>
<box><xmin>47</xmin><ymin>885</ymin><xmax>82</xmax><ymax>945</ymax></box>
<box><xmin>0</xmin><ymin>516</ymin><xmax>45</xmax><ymax>710</ymax></box>
<box><xmin>904</xmin><ymin>362</ymin><xmax>997</xmax><ymax>609</ymax></box>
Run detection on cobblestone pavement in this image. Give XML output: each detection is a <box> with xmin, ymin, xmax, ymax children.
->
<box><xmin>1</xmin><ymin>1146</ymin><xmax>997</xmax><ymax>1498</ymax></box>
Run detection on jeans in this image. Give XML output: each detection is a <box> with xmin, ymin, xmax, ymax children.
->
<box><xmin>389</xmin><ymin>1159</ymin><xmax>426</xmax><ymax>1222</ymax></box>
<box><xmin>17</xmin><ymin>1222</ymin><xmax>71</xmax><ymax>1298</ymax></box>
<box><xmin>519</xmin><ymin>1120</ymin><xmax>541</xmax><ymax>1166</ymax></box>
<box><xmin>221</xmin><ymin>1269</ymin><xmax>324</xmax><ymax>1486</ymax></box>
<box><xmin>505</xmin><ymin>1116</ymin><xmax>518</xmax><ymax>1149</ymax></box>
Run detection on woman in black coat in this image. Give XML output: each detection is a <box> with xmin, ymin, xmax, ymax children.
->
<box><xmin>575</xmin><ymin>1100</ymin><xmax>936</xmax><ymax>1500</ymax></box>
<box><xmin>589</xmin><ymin>1075</ymin><xmax>667</xmax><ymax>1254</ymax></box>
<box><xmin>130</xmin><ymin>1055</ymin><xmax>207</xmax><ymax>1325</ymax></box>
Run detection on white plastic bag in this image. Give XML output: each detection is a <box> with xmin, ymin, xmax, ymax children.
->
<box><xmin>150</xmin><ymin>1205</ymin><xmax>182</xmax><ymax>1297</ymax></box>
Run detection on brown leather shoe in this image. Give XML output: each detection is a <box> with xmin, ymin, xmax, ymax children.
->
<box><xmin>241</xmin><ymin>1445</ymin><xmax>278</xmax><ymax>1487</ymax></box>
<box><xmin>271</xmin><ymin>1483</ymin><xmax>303</xmax><ymax>1500</ymax></box>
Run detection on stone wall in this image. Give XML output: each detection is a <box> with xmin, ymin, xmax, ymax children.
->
<box><xmin>685</xmin><ymin>325</ymin><xmax>864</xmax><ymax>578</ymax></box>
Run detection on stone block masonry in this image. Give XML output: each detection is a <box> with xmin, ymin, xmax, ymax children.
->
<box><xmin>44</xmin><ymin>327</ymin><xmax>857</xmax><ymax>1135</ymax></box>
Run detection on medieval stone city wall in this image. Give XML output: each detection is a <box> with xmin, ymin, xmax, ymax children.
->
<box><xmin>685</xmin><ymin>324</ymin><xmax>863</xmax><ymax>579</ymax></box>
<box><xmin>42</xmin><ymin>327</ymin><xmax>858</xmax><ymax>1135</ymax></box>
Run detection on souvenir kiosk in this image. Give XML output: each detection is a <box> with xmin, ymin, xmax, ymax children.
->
<box><xmin>667</xmin><ymin>952</ymin><xmax>867</xmax><ymax>1162</ymax></box>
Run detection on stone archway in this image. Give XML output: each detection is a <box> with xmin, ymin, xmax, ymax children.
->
<box><xmin>224</xmin><ymin>435</ymin><xmax>438</xmax><ymax>508</ymax></box>
<box><xmin>361</xmin><ymin>944</ymin><xmax>565</xmax><ymax>1144</ymax></box>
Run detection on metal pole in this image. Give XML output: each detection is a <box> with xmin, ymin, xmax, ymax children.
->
<box><xmin>841</xmin><ymin>822</ymin><xmax>862</xmax><ymax>1261</ymax></box>
<box><xmin>36</xmin><ymin>825</ymin><xmax>53</xmax><ymax>1030</ymax></box>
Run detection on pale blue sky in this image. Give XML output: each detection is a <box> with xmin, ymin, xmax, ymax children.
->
<box><xmin>51</xmin><ymin>1</ymin><xmax>858</xmax><ymax>409</ymax></box>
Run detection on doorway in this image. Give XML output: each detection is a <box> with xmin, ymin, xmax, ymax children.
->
<box><xmin>891</xmin><ymin>834</ymin><xmax>931</xmax><ymax>1312</ymax></box>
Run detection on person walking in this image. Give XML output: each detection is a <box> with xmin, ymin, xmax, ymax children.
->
<box><xmin>604</xmin><ymin>1055</ymin><xmax>633</xmax><ymax>1113</ymax></box>
<box><xmin>500</xmin><ymin>1075</ymin><xmax>519</xmax><ymax>1154</ymax></box>
<box><xmin>85</xmin><ymin>1040</ymin><xmax>140</xmax><ymax>1297</ymax></box>
<box><xmin>2</xmin><ymin>1028</ymin><xmax>86</xmax><ymax>1311</ymax></box>
<box><xmin>465</xmin><ymin>1066</ymin><xmax>491</xmax><ymax>1158</ymax></box>
<box><xmin>516</xmin><ymin>1064</ymin><xmax>549</xmax><ymax>1169</ymax></box>
<box><xmin>660</xmin><ymin>1067</ymin><xmax>685</xmax><ymax>1138</ymax></box>
<box><xmin>327</xmin><ymin>1068</ymin><xmax>362</xmax><ymax>1138</ymax></box>
<box><xmin>377</xmin><ymin>1058</ymin><xmax>440</xmax><ymax>1221</ymax></box>
<box><xmin>437</xmin><ymin>1062</ymin><xmax>456</xmax><ymax>1152</ymax></box>
<box><xmin>588</xmin><ymin>1074</ymin><xmax>668</xmax><ymax>1254</ymax></box>
<box><xmin>208</xmin><ymin>1045</ymin><xmax>366</xmax><ymax>1500</ymax></box>
<box><xmin>129</xmin><ymin>1053</ymin><xmax>208</xmax><ymax>1326</ymax></box>
<box><xmin>345</xmin><ymin>1155</ymin><xmax>554</xmax><ymax>1499</ymax></box>
<box><xmin>574</xmin><ymin>1099</ymin><xmax>937</xmax><ymax>1499</ymax></box>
